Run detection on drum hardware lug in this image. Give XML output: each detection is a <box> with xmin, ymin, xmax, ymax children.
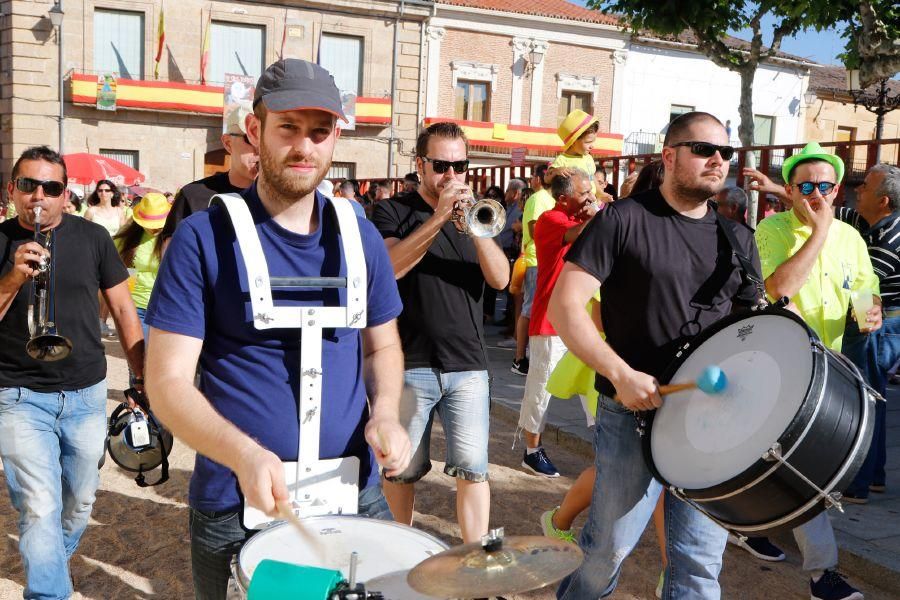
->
<box><xmin>303</xmin><ymin>368</ymin><xmax>322</xmax><ymax>378</ymax></box>
<box><xmin>762</xmin><ymin>442</ymin><xmax>782</xmax><ymax>462</ymax></box>
<box><xmin>481</xmin><ymin>527</ymin><xmax>505</xmax><ymax>552</ymax></box>
<box><xmin>826</xmin><ymin>492</ymin><xmax>845</xmax><ymax>513</ymax></box>
<box><xmin>811</xmin><ymin>341</ymin><xmax>826</xmax><ymax>354</ymax></box>
<box><xmin>254</xmin><ymin>312</ymin><xmax>273</xmax><ymax>325</ymax></box>
<box><xmin>303</xmin><ymin>406</ymin><xmax>319</xmax><ymax>423</ymax></box>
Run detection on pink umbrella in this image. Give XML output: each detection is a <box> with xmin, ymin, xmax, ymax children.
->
<box><xmin>63</xmin><ymin>153</ymin><xmax>146</xmax><ymax>187</ymax></box>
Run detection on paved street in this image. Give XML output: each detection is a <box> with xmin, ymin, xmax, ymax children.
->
<box><xmin>0</xmin><ymin>331</ymin><xmax>897</xmax><ymax>598</ymax></box>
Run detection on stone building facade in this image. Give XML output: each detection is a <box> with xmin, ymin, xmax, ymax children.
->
<box><xmin>0</xmin><ymin>0</ymin><xmax>430</xmax><ymax>193</ymax></box>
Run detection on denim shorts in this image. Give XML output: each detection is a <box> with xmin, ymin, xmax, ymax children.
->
<box><xmin>521</xmin><ymin>267</ymin><xmax>538</xmax><ymax>318</ymax></box>
<box><xmin>386</xmin><ymin>368</ymin><xmax>490</xmax><ymax>483</ymax></box>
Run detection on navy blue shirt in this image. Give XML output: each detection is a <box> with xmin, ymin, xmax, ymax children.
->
<box><xmin>146</xmin><ymin>185</ymin><xmax>402</xmax><ymax>512</ymax></box>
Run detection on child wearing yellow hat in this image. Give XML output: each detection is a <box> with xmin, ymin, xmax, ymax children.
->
<box><xmin>551</xmin><ymin>109</ymin><xmax>601</xmax><ymax>194</ymax></box>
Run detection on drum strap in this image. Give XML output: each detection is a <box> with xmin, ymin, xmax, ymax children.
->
<box><xmin>714</xmin><ymin>211</ymin><xmax>766</xmax><ymax>305</ymax></box>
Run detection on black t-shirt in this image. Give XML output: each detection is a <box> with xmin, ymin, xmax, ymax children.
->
<box><xmin>372</xmin><ymin>192</ymin><xmax>488</xmax><ymax>371</ymax></box>
<box><xmin>567</xmin><ymin>189</ymin><xmax>762</xmax><ymax>396</ymax></box>
<box><xmin>162</xmin><ymin>171</ymin><xmax>245</xmax><ymax>240</ymax></box>
<box><xmin>0</xmin><ymin>214</ymin><xmax>128</xmax><ymax>391</ymax></box>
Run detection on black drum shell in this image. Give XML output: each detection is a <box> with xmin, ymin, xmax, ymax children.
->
<box><xmin>642</xmin><ymin>308</ymin><xmax>875</xmax><ymax>536</ymax></box>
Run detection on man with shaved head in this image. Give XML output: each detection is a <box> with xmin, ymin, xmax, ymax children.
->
<box><xmin>551</xmin><ymin>112</ymin><xmax>762</xmax><ymax>598</ymax></box>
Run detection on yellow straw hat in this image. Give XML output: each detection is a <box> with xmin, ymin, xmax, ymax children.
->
<box><xmin>132</xmin><ymin>192</ymin><xmax>171</xmax><ymax>229</ymax></box>
<box><xmin>558</xmin><ymin>109</ymin><xmax>599</xmax><ymax>151</ymax></box>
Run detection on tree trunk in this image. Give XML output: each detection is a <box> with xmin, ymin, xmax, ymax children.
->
<box><xmin>736</xmin><ymin>66</ymin><xmax>756</xmax><ymax>148</ymax></box>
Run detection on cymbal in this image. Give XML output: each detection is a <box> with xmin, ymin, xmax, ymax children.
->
<box><xmin>406</xmin><ymin>535</ymin><xmax>583</xmax><ymax>598</ymax></box>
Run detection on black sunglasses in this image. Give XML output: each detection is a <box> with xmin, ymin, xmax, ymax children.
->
<box><xmin>421</xmin><ymin>157</ymin><xmax>469</xmax><ymax>174</ymax></box>
<box><xmin>793</xmin><ymin>181</ymin><xmax>836</xmax><ymax>196</ymax></box>
<box><xmin>670</xmin><ymin>141</ymin><xmax>736</xmax><ymax>161</ymax></box>
<box><xmin>15</xmin><ymin>177</ymin><xmax>66</xmax><ymax>197</ymax></box>
<box><xmin>229</xmin><ymin>133</ymin><xmax>251</xmax><ymax>145</ymax></box>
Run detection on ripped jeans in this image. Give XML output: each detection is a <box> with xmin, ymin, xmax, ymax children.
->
<box><xmin>557</xmin><ymin>394</ymin><xmax>727</xmax><ymax>600</ymax></box>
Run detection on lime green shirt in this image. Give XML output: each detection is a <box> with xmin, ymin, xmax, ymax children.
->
<box><xmin>552</xmin><ymin>153</ymin><xmax>597</xmax><ymax>194</ymax></box>
<box><xmin>116</xmin><ymin>230</ymin><xmax>161</xmax><ymax>309</ymax></box>
<box><xmin>521</xmin><ymin>188</ymin><xmax>556</xmax><ymax>267</ymax></box>
<box><xmin>755</xmin><ymin>209</ymin><xmax>879</xmax><ymax>351</ymax></box>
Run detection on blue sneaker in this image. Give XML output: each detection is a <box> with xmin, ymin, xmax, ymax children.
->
<box><xmin>810</xmin><ymin>570</ymin><xmax>863</xmax><ymax>600</ymax></box>
<box><xmin>522</xmin><ymin>447</ymin><xmax>560</xmax><ymax>477</ymax></box>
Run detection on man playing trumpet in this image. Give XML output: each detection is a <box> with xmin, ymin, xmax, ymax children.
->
<box><xmin>373</xmin><ymin>122</ymin><xmax>510</xmax><ymax>543</ymax></box>
<box><xmin>0</xmin><ymin>146</ymin><xmax>144</xmax><ymax>599</ymax></box>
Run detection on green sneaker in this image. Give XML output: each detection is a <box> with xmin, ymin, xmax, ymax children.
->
<box><xmin>540</xmin><ymin>507</ymin><xmax>576</xmax><ymax>544</ymax></box>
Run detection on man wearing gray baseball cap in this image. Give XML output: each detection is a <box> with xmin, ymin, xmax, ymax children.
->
<box><xmin>145</xmin><ymin>59</ymin><xmax>411</xmax><ymax>598</ymax></box>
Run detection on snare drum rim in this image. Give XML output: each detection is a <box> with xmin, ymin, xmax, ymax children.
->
<box><xmin>642</xmin><ymin>307</ymin><xmax>823</xmax><ymax>497</ymax></box>
<box><xmin>233</xmin><ymin>515</ymin><xmax>449</xmax><ymax>593</ymax></box>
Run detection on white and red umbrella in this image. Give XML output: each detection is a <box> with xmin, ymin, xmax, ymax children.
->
<box><xmin>63</xmin><ymin>153</ymin><xmax>146</xmax><ymax>187</ymax></box>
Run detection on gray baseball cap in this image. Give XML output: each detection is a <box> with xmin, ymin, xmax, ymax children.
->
<box><xmin>253</xmin><ymin>59</ymin><xmax>348</xmax><ymax>122</ymax></box>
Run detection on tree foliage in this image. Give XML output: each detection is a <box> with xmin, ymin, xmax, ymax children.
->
<box><xmin>832</xmin><ymin>0</ymin><xmax>899</xmax><ymax>87</ymax></box>
<box><xmin>588</xmin><ymin>1</ymin><xmax>825</xmax><ymax>146</ymax></box>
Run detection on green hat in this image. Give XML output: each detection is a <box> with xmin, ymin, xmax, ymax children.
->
<box><xmin>782</xmin><ymin>142</ymin><xmax>845</xmax><ymax>184</ymax></box>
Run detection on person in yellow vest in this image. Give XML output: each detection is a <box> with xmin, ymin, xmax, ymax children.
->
<box><xmin>752</xmin><ymin>142</ymin><xmax>879</xmax><ymax>600</ymax></box>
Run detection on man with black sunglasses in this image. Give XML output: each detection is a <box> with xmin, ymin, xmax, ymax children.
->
<box><xmin>754</xmin><ymin>142</ymin><xmax>877</xmax><ymax>600</ymax></box>
<box><xmin>373</xmin><ymin>121</ymin><xmax>510</xmax><ymax>544</ymax></box>
<box><xmin>0</xmin><ymin>146</ymin><xmax>145</xmax><ymax>599</ymax></box>
<box><xmin>161</xmin><ymin>103</ymin><xmax>259</xmax><ymax>246</ymax></box>
<box><xmin>550</xmin><ymin>112</ymin><xmax>762</xmax><ymax>599</ymax></box>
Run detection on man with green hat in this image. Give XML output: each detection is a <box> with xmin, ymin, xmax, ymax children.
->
<box><xmin>750</xmin><ymin>141</ymin><xmax>879</xmax><ymax>600</ymax></box>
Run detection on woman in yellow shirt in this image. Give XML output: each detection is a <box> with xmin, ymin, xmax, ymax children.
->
<box><xmin>114</xmin><ymin>193</ymin><xmax>171</xmax><ymax>341</ymax></box>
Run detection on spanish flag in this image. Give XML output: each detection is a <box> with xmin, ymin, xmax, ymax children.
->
<box><xmin>200</xmin><ymin>13</ymin><xmax>211</xmax><ymax>85</ymax></box>
<box><xmin>153</xmin><ymin>5</ymin><xmax>165</xmax><ymax>79</ymax></box>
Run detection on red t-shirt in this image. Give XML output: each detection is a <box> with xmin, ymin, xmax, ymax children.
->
<box><xmin>529</xmin><ymin>206</ymin><xmax>581</xmax><ymax>336</ymax></box>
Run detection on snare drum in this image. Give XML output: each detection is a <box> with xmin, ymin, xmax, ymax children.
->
<box><xmin>232</xmin><ymin>515</ymin><xmax>448</xmax><ymax>599</ymax></box>
<box><xmin>643</xmin><ymin>308</ymin><xmax>875</xmax><ymax>535</ymax></box>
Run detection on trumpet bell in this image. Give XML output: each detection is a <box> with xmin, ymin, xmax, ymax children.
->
<box><xmin>466</xmin><ymin>198</ymin><xmax>507</xmax><ymax>238</ymax></box>
<box><xmin>26</xmin><ymin>333</ymin><xmax>73</xmax><ymax>362</ymax></box>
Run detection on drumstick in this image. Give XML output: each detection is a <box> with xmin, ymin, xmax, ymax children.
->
<box><xmin>617</xmin><ymin>365</ymin><xmax>728</xmax><ymax>401</ymax></box>
<box><xmin>661</xmin><ymin>365</ymin><xmax>729</xmax><ymax>396</ymax></box>
<box><xmin>276</xmin><ymin>501</ymin><xmax>326</xmax><ymax>558</ymax></box>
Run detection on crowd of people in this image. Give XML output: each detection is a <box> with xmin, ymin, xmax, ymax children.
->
<box><xmin>0</xmin><ymin>55</ymin><xmax>897</xmax><ymax>600</ymax></box>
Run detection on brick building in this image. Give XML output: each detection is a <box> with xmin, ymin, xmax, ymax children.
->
<box><xmin>426</xmin><ymin>0</ymin><xmax>627</xmax><ymax>167</ymax></box>
<box><xmin>0</xmin><ymin>0</ymin><xmax>430</xmax><ymax>193</ymax></box>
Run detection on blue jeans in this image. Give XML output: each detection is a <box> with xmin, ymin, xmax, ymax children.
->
<box><xmin>522</xmin><ymin>266</ymin><xmax>538</xmax><ymax>318</ymax></box>
<box><xmin>0</xmin><ymin>381</ymin><xmax>108</xmax><ymax>600</ymax></box>
<box><xmin>557</xmin><ymin>395</ymin><xmax>727</xmax><ymax>600</ymax></box>
<box><xmin>842</xmin><ymin>314</ymin><xmax>899</xmax><ymax>496</ymax></box>
<box><xmin>386</xmin><ymin>368</ymin><xmax>490</xmax><ymax>483</ymax></box>
<box><xmin>189</xmin><ymin>484</ymin><xmax>392</xmax><ymax>600</ymax></box>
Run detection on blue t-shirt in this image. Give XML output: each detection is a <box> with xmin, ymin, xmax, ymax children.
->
<box><xmin>145</xmin><ymin>185</ymin><xmax>402</xmax><ymax>512</ymax></box>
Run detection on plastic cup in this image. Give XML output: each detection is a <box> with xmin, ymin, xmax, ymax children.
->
<box><xmin>851</xmin><ymin>290</ymin><xmax>875</xmax><ymax>331</ymax></box>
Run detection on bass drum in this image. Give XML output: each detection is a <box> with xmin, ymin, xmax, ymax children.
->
<box><xmin>643</xmin><ymin>307</ymin><xmax>875</xmax><ymax>535</ymax></box>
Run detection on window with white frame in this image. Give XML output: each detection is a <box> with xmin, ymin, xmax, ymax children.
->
<box><xmin>319</xmin><ymin>34</ymin><xmax>363</xmax><ymax>96</ymax></box>
<box><xmin>558</xmin><ymin>91</ymin><xmax>592</xmax><ymax>122</ymax></box>
<box><xmin>210</xmin><ymin>22</ymin><xmax>265</xmax><ymax>85</ymax></box>
<box><xmin>100</xmin><ymin>149</ymin><xmax>139</xmax><ymax>171</ymax></box>
<box><xmin>669</xmin><ymin>104</ymin><xmax>694</xmax><ymax>123</ymax></box>
<box><xmin>753</xmin><ymin>115</ymin><xmax>775</xmax><ymax>145</ymax></box>
<box><xmin>455</xmin><ymin>80</ymin><xmax>491</xmax><ymax>121</ymax></box>
<box><xmin>94</xmin><ymin>9</ymin><xmax>145</xmax><ymax>79</ymax></box>
<box><xmin>328</xmin><ymin>162</ymin><xmax>355</xmax><ymax>180</ymax></box>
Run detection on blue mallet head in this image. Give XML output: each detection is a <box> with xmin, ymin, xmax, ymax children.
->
<box><xmin>697</xmin><ymin>365</ymin><xmax>728</xmax><ymax>395</ymax></box>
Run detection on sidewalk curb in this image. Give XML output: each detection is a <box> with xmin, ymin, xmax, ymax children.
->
<box><xmin>491</xmin><ymin>400</ymin><xmax>900</xmax><ymax>593</ymax></box>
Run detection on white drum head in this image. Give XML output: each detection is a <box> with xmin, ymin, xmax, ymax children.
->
<box><xmin>237</xmin><ymin>516</ymin><xmax>447</xmax><ymax>600</ymax></box>
<box><xmin>651</xmin><ymin>314</ymin><xmax>813</xmax><ymax>489</ymax></box>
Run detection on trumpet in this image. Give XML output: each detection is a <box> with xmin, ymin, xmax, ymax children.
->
<box><xmin>452</xmin><ymin>190</ymin><xmax>507</xmax><ymax>238</ymax></box>
<box><xmin>26</xmin><ymin>206</ymin><xmax>72</xmax><ymax>361</ymax></box>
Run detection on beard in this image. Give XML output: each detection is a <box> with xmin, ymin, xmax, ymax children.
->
<box><xmin>670</xmin><ymin>163</ymin><xmax>726</xmax><ymax>205</ymax></box>
<box><xmin>258</xmin><ymin>140</ymin><xmax>330</xmax><ymax>201</ymax></box>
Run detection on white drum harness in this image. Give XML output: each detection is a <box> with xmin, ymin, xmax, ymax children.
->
<box><xmin>211</xmin><ymin>193</ymin><xmax>367</xmax><ymax>529</ymax></box>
